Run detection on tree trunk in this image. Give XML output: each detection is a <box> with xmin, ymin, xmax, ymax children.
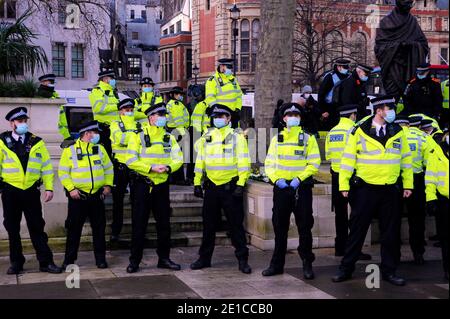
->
<box><xmin>254</xmin><ymin>0</ymin><xmax>296</xmax><ymax>158</ymax></box>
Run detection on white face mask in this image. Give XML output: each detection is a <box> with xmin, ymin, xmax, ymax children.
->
<box><xmin>446</xmin><ymin>135</ymin><xmax>449</xmax><ymax>145</ymax></box>
<box><xmin>303</xmin><ymin>93</ymin><xmax>311</xmax><ymax>99</ymax></box>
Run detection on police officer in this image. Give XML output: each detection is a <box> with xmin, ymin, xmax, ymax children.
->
<box><xmin>124</xmin><ymin>102</ymin><xmax>183</xmax><ymax>273</ymax></box>
<box><xmin>0</xmin><ymin>107</ymin><xmax>61</xmax><ymax>275</ymax></box>
<box><xmin>325</xmin><ymin>104</ymin><xmax>372</xmax><ymax>260</ymax></box>
<box><xmin>403</xmin><ymin>116</ymin><xmax>434</xmax><ymax>264</ymax></box>
<box><xmin>167</xmin><ymin>86</ymin><xmax>190</xmax><ymax>185</ymax></box>
<box><xmin>318</xmin><ymin>58</ymin><xmax>351</xmax><ymax>129</ymax></box>
<box><xmin>420</xmin><ymin>118</ymin><xmax>444</xmax><ymax>144</ymax></box>
<box><xmin>36</xmin><ymin>74</ymin><xmax>72</xmax><ymax>144</ymax></box>
<box><xmin>58</xmin><ymin>121</ymin><xmax>114</xmax><ymax>269</ymax></box>
<box><xmin>425</xmin><ymin>131</ymin><xmax>449</xmax><ymax>281</ymax></box>
<box><xmin>88</xmin><ymin>70</ymin><xmax>120</xmax><ymax>156</ymax></box>
<box><xmin>262</xmin><ymin>103</ymin><xmax>321</xmax><ymax>279</ymax></box>
<box><xmin>134</xmin><ymin>77</ymin><xmax>164</xmax><ymax>126</ymax></box>
<box><xmin>333</xmin><ymin>63</ymin><xmax>373</xmax><ymax>121</ymax></box>
<box><xmin>109</xmin><ymin>98</ymin><xmax>142</xmax><ymax>242</ymax></box>
<box><xmin>332</xmin><ymin>95</ymin><xmax>413</xmax><ymax>286</ymax></box>
<box><xmin>440</xmin><ymin>79</ymin><xmax>449</xmax><ymax>127</ymax></box>
<box><xmin>205</xmin><ymin>58</ymin><xmax>243</xmax><ymax>128</ymax></box>
<box><xmin>191</xmin><ymin>85</ymin><xmax>210</xmax><ymax>135</ymax></box>
<box><xmin>190</xmin><ymin>105</ymin><xmax>251</xmax><ymax>274</ymax></box>
<box><xmin>403</xmin><ymin>63</ymin><xmax>443</xmax><ymax>119</ymax></box>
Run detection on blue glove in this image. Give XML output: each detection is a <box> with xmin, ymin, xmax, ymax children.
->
<box><xmin>275</xmin><ymin>179</ymin><xmax>289</xmax><ymax>189</ymax></box>
<box><xmin>290</xmin><ymin>177</ymin><xmax>301</xmax><ymax>190</ymax></box>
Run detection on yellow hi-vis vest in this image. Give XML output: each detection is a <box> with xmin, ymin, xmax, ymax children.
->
<box><xmin>425</xmin><ymin>144</ymin><xmax>449</xmax><ymax>200</ymax></box>
<box><xmin>326</xmin><ymin>117</ymin><xmax>355</xmax><ymax>173</ymax></box>
<box><xmin>205</xmin><ymin>71</ymin><xmax>243</xmax><ymax>111</ymax></box>
<box><xmin>442</xmin><ymin>79</ymin><xmax>449</xmax><ymax>109</ymax></box>
<box><xmin>339</xmin><ymin>117</ymin><xmax>413</xmax><ymax>191</ymax></box>
<box><xmin>407</xmin><ymin>126</ymin><xmax>433</xmax><ymax>174</ymax></box>
<box><xmin>194</xmin><ymin>126</ymin><xmax>250</xmax><ymax>187</ymax></box>
<box><xmin>110</xmin><ymin>115</ymin><xmax>142</xmax><ymax>164</ymax></box>
<box><xmin>191</xmin><ymin>100</ymin><xmax>211</xmax><ymax>134</ymax></box>
<box><xmin>58</xmin><ymin>139</ymin><xmax>114</xmax><ymax>194</ymax></box>
<box><xmin>167</xmin><ymin>99</ymin><xmax>190</xmax><ymax>130</ymax></box>
<box><xmin>88</xmin><ymin>81</ymin><xmax>120</xmax><ymax>125</ymax></box>
<box><xmin>54</xmin><ymin>91</ymin><xmax>71</xmax><ymax>140</ymax></box>
<box><xmin>125</xmin><ymin>126</ymin><xmax>183</xmax><ymax>185</ymax></box>
<box><xmin>134</xmin><ymin>92</ymin><xmax>164</xmax><ymax>125</ymax></box>
<box><xmin>0</xmin><ymin>132</ymin><xmax>54</xmax><ymax>191</ymax></box>
<box><xmin>265</xmin><ymin>126</ymin><xmax>321</xmax><ymax>183</ymax></box>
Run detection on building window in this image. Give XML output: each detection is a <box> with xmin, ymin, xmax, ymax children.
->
<box><xmin>71</xmin><ymin>44</ymin><xmax>84</xmax><ymax>78</ymax></box>
<box><xmin>141</xmin><ymin>10</ymin><xmax>147</xmax><ymax>21</ymax></box>
<box><xmin>176</xmin><ymin>20</ymin><xmax>182</xmax><ymax>33</ymax></box>
<box><xmin>240</xmin><ymin>19</ymin><xmax>250</xmax><ymax>72</ymax></box>
<box><xmin>186</xmin><ymin>48</ymin><xmax>192</xmax><ymax>79</ymax></box>
<box><xmin>52</xmin><ymin>43</ymin><xmax>66</xmax><ymax>77</ymax></box>
<box><xmin>441</xmin><ymin>48</ymin><xmax>449</xmax><ymax>65</ymax></box>
<box><xmin>206</xmin><ymin>0</ymin><xmax>211</xmax><ymax>11</ymax></box>
<box><xmin>161</xmin><ymin>50</ymin><xmax>174</xmax><ymax>82</ymax></box>
<box><xmin>0</xmin><ymin>0</ymin><xmax>16</xmax><ymax>19</ymax></box>
<box><xmin>163</xmin><ymin>29</ymin><xmax>168</xmax><ymax>36</ymax></box>
<box><xmin>127</xmin><ymin>55</ymin><xmax>142</xmax><ymax>80</ymax></box>
<box><xmin>169</xmin><ymin>25</ymin><xmax>175</xmax><ymax>34</ymax></box>
<box><xmin>353</xmin><ymin>32</ymin><xmax>367</xmax><ymax>64</ymax></box>
<box><xmin>132</xmin><ymin>32</ymin><xmax>139</xmax><ymax>40</ymax></box>
<box><xmin>130</xmin><ymin>9</ymin><xmax>135</xmax><ymax>20</ymax></box>
<box><xmin>251</xmin><ymin>19</ymin><xmax>260</xmax><ymax>72</ymax></box>
<box><xmin>443</xmin><ymin>18</ymin><xmax>449</xmax><ymax>32</ymax></box>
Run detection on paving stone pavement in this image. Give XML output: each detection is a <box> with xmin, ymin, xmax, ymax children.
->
<box><xmin>0</xmin><ymin>244</ymin><xmax>447</xmax><ymax>299</ymax></box>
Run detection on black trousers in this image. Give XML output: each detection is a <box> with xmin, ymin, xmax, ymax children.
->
<box><xmin>198</xmin><ymin>183</ymin><xmax>249</xmax><ymax>261</ymax></box>
<box><xmin>129</xmin><ymin>180</ymin><xmax>171</xmax><ymax>265</ymax></box>
<box><xmin>331</xmin><ymin>171</ymin><xmax>349</xmax><ymax>254</ymax></box>
<box><xmin>64</xmin><ymin>193</ymin><xmax>106</xmax><ymax>264</ymax></box>
<box><xmin>436</xmin><ymin>196</ymin><xmax>449</xmax><ymax>273</ymax></box>
<box><xmin>1</xmin><ymin>185</ymin><xmax>54</xmax><ymax>267</ymax></box>
<box><xmin>99</xmin><ymin>123</ymin><xmax>112</xmax><ymax>157</ymax></box>
<box><xmin>405</xmin><ymin>173</ymin><xmax>426</xmax><ymax>255</ymax></box>
<box><xmin>270</xmin><ymin>185</ymin><xmax>315</xmax><ymax>269</ymax></box>
<box><xmin>111</xmin><ymin>162</ymin><xmax>131</xmax><ymax>237</ymax></box>
<box><xmin>341</xmin><ymin>184</ymin><xmax>401</xmax><ymax>275</ymax></box>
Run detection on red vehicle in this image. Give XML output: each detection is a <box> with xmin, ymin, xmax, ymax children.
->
<box><xmin>430</xmin><ymin>64</ymin><xmax>449</xmax><ymax>82</ymax></box>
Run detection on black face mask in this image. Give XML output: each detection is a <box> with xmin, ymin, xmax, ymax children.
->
<box><xmin>396</xmin><ymin>0</ymin><xmax>414</xmax><ymax>14</ymax></box>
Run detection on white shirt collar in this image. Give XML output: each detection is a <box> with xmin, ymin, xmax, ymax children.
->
<box><xmin>11</xmin><ymin>131</ymin><xmax>25</xmax><ymax>142</ymax></box>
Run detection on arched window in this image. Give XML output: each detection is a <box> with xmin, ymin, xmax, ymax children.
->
<box><xmin>325</xmin><ymin>31</ymin><xmax>343</xmax><ymax>66</ymax></box>
<box><xmin>240</xmin><ymin>19</ymin><xmax>250</xmax><ymax>72</ymax></box>
<box><xmin>353</xmin><ymin>32</ymin><xmax>367</xmax><ymax>64</ymax></box>
<box><xmin>251</xmin><ymin>19</ymin><xmax>260</xmax><ymax>72</ymax></box>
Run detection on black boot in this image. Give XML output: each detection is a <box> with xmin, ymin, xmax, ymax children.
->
<box><xmin>126</xmin><ymin>263</ymin><xmax>139</xmax><ymax>273</ymax></box>
<box><xmin>332</xmin><ymin>270</ymin><xmax>352</xmax><ymax>283</ymax></box>
<box><xmin>262</xmin><ymin>265</ymin><xmax>284</xmax><ymax>277</ymax></box>
<box><xmin>238</xmin><ymin>259</ymin><xmax>252</xmax><ymax>274</ymax></box>
<box><xmin>382</xmin><ymin>273</ymin><xmax>406</xmax><ymax>286</ymax></box>
<box><xmin>157</xmin><ymin>258</ymin><xmax>181</xmax><ymax>271</ymax></box>
<box><xmin>190</xmin><ymin>258</ymin><xmax>211</xmax><ymax>270</ymax></box>
<box><xmin>39</xmin><ymin>263</ymin><xmax>63</xmax><ymax>274</ymax></box>
<box><xmin>303</xmin><ymin>261</ymin><xmax>315</xmax><ymax>280</ymax></box>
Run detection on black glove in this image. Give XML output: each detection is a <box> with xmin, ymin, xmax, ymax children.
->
<box><xmin>194</xmin><ymin>186</ymin><xmax>204</xmax><ymax>198</ymax></box>
<box><xmin>232</xmin><ymin>185</ymin><xmax>244</xmax><ymax>197</ymax></box>
<box><xmin>426</xmin><ymin>200</ymin><xmax>438</xmax><ymax>216</ymax></box>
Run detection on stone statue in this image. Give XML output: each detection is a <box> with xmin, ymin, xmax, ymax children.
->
<box><xmin>110</xmin><ymin>25</ymin><xmax>127</xmax><ymax>77</ymax></box>
<box><xmin>375</xmin><ymin>0</ymin><xmax>429</xmax><ymax>99</ymax></box>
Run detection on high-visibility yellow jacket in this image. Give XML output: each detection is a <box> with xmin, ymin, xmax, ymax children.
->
<box><xmin>442</xmin><ymin>79</ymin><xmax>449</xmax><ymax>110</ymax></box>
<box><xmin>167</xmin><ymin>99</ymin><xmax>190</xmax><ymax>131</ymax></box>
<box><xmin>134</xmin><ymin>92</ymin><xmax>164</xmax><ymax>125</ymax></box>
<box><xmin>54</xmin><ymin>91</ymin><xmax>71</xmax><ymax>140</ymax></box>
<box><xmin>326</xmin><ymin>117</ymin><xmax>355</xmax><ymax>173</ymax></box>
<box><xmin>406</xmin><ymin>126</ymin><xmax>434</xmax><ymax>174</ymax></box>
<box><xmin>410</xmin><ymin>113</ymin><xmax>441</xmax><ymax>132</ymax></box>
<box><xmin>110</xmin><ymin>115</ymin><xmax>142</xmax><ymax>164</ymax></box>
<box><xmin>205</xmin><ymin>71</ymin><xmax>242</xmax><ymax>111</ymax></box>
<box><xmin>194</xmin><ymin>126</ymin><xmax>250</xmax><ymax>187</ymax></box>
<box><xmin>425</xmin><ymin>144</ymin><xmax>449</xmax><ymax>200</ymax></box>
<box><xmin>125</xmin><ymin>126</ymin><xmax>183</xmax><ymax>185</ymax></box>
<box><xmin>0</xmin><ymin>132</ymin><xmax>54</xmax><ymax>191</ymax></box>
<box><xmin>88</xmin><ymin>81</ymin><xmax>120</xmax><ymax>125</ymax></box>
<box><xmin>265</xmin><ymin>126</ymin><xmax>321</xmax><ymax>183</ymax></box>
<box><xmin>339</xmin><ymin>117</ymin><xmax>413</xmax><ymax>191</ymax></box>
<box><xmin>191</xmin><ymin>100</ymin><xmax>211</xmax><ymax>134</ymax></box>
<box><xmin>58</xmin><ymin>139</ymin><xmax>114</xmax><ymax>193</ymax></box>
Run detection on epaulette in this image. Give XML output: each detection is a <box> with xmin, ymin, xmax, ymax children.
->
<box><xmin>351</xmin><ymin>126</ymin><xmax>358</xmax><ymax>135</ymax></box>
<box><xmin>410</xmin><ymin>78</ymin><xmax>416</xmax><ymax>83</ymax></box>
<box><xmin>208</xmin><ymin>76</ymin><xmax>214</xmax><ymax>81</ymax></box>
<box><xmin>432</xmin><ymin>78</ymin><xmax>441</xmax><ymax>83</ymax></box>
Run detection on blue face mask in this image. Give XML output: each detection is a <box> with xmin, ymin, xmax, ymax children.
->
<box><xmin>286</xmin><ymin>117</ymin><xmax>300</xmax><ymax>128</ymax></box>
<box><xmin>417</xmin><ymin>73</ymin><xmax>427</xmax><ymax>80</ymax></box>
<box><xmin>90</xmin><ymin>133</ymin><xmax>100</xmax><ymax>145</ymax></box>
<box><xmin>178</xmin><ymin>95</ymin><xmax>184</xmax><ymax>102</ymax></box>
<box><xmin>15</xmin><ymin>123</ymin><xmax>29</xmax><ymax>135</ymax></box>
<box><xmin>155</xmin><ymin>116</ymin><xmax>167</xmax><ymax>128</ymax></box>
<box><xmin>213</xmin><ymin>118</ymin><xmax>227</xmax><ymax>128</ymax></box>
<box><xmin>383</xmin><ymin>109</ymin><xmax>396</xmax><ymax>123</ymax></box>
<box><xmin>143</xmin><ymin>87</ymin><xmax>153</xmax><ymax>93</ymax></box>
<box><xmin>359</xmin><ymin>75</ymin><xmax>369</xmax><ymax>82</ymax></box>
<box><xmin>109</xmin><ymin>79</ymin><xmax>117</xmax><ymax>88</ymax></box>
<box><xmin>124</xmin><ymin>111</ymin><xmax>134</xmax><ymax>117</ymax></box>
<box><xmin>339</xmin><ymin>68</ymin><xmax>349</xmax><ymax>75</ymax></box>
<box><xmin>224</xmin><ymin>69</ymin><xmax>233</xmax><ymax>76</ymax></box>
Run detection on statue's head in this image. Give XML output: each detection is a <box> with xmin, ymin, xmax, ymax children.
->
<box><xmin>396</xmin><ymin>0</ymin><xmax>414</xmax><ymax>14</ymax></box>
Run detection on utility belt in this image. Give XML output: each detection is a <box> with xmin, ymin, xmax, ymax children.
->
<box><xmin>129</xmin><ymin>170</ymin><xmax>154</xmax><ymax>186</ymax></box>
<box><xmin>351</xmin><ymin>176</ymin><xmax>397</xmax><ymax>190</ymax></box>
<box><xmin>204</xmin><ymin>176</ymin><xmax>238</xmax><ymax>191</ymax></box>
<box><xmin>113</xmin><ymin>160</ymin><xmax>129</xmax><ymax>171</ymax></box>
<box><xmin>66</xmin><ymin>188</ymin><xmax>103</xmax><ymax>201</ymax></box>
